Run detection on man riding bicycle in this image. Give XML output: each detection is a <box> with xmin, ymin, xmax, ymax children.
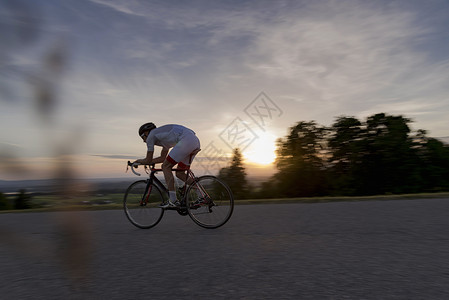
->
<box><xmin>133</xmin><ymin>123</ymin><xmax>201</xmax><ymax>208</ymax></box>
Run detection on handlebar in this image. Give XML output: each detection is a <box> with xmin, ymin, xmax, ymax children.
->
<box><xmin>126</xmin><ymin>161</ymin><xmax>190</xmax><ymax>176</ymax></box>
<box><xmin>126</xmin><ymin>161</ymin><xmax>155</xmax><ymax>176</ymax></box>
<box><xmin>126</xmin><ymin>161</ymin><xmax>141</xmax><ymax>176</ymax></box>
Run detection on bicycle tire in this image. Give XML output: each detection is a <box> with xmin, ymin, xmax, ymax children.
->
<box><xmin>123</xmin><ymin>180</ymin><xmax>165</xmax><ymax>229</ymax></box>
<box><xmin>186</xmin><ymin>175</ymin><xmax>234</xmax><ymax>229</ymax></box>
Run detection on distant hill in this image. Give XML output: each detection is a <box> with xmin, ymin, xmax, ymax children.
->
<box><xmin>0</xmin><ymin>179</ymin><xmax>56</xmax><ymax>193</ymax></box>
<box><xmin>0</xmin><ymin>178</ymin><xmax>135</xmax><ymax>194</ymax></box>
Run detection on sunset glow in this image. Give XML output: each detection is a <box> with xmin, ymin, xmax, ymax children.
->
<box><xmin>243</xmin><ymin>133</ymin><xmax>277</xmax><ymax>166</ymax></box>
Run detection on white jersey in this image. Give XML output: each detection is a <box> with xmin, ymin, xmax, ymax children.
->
<box><xmin>145</xmin><ymin>124</ymin><xmax>196</xmax><ymax>152</ymax></box>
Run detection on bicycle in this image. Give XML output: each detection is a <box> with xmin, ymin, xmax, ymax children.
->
<box><xmin>124</xmin><ymin>159</ymin><xmax>234</xmax><ymax>229</ymax></box>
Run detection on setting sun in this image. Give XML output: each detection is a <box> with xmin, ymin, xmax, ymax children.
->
<box><xmin>243</xmin><ymin>132</ymin><xmax>277</xmax><ymax>165</ymax></box>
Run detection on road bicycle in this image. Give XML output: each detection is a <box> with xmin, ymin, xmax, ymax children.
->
<box><xmin>124</xmin><ymin>160</ymin><xmax>234</xmax><ymax>229</ymax></box>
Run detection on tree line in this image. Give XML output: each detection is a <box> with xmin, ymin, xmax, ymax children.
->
<box><xmin>219</xmin><ymin>113</ymin><xmax>449</xmax><ymax>199</ymax></box>
<box><xmin>0</xmin><ymin>190</ymin><xmax>33</xmax><ymax>210</ymax></box>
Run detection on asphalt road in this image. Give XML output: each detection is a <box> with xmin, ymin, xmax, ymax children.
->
<box><xmin>1</xmin><ymin>198</ymin><xmax>449</xmax><ymax>299</ymax></box>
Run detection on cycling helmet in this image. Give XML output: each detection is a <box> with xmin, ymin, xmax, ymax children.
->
<box><xmin>138</xmin><ymin>122</ymin><xmax>156</xmax><ymax>137</ymax></box>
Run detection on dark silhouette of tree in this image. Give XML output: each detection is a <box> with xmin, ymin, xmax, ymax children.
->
<box><xmin>328</xmin><ymin>113</ymin><xmax>423</xmax><ymax>195</ymax></box>
<box><xmin>328</xmin><ymin>116</ymin><xmax>365</xmax><ymax>195</ymax></box>
<box><xmin>415</xmin><ymin>134</ymin><xmax>449</xmax><ymax>192</ymax></box>
<box><xmin>218</xmin><ymin>148</ymin><xmax>249</xmax><ymax>199</ymax></box>
<box><xmin>273</xmin><ymin>121</ymin><xmax>328</xmax><ymax>197</ymax></box>
<box><xmin>0</xmin><ymin>192</ymin><xmax>11</xmax><ymax>210</ymax></box>
<box><xmin>259</xmin><ymin>113</ymin><xmax>449</xmax><ymax>198</ymax></box>
<box><xmin>14</xmin><ymin>189</ymin><xmax>32</xmax><ymax>209</ymax></box>
<box><xmin>361</xmin><ymin>113</ymin><xmax>419</xmax><ymax>194</ymax></box>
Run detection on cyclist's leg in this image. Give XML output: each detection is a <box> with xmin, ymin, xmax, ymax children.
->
<box><xmin>161</xmin><ymin>157</ymin><xmax>178</xmax><ymax>206</ymax></box>
<box><xmin>163</xmin><ymin>144</ymin><xmax>198</xmax><ymax>204</ymax></box>
<box><xmin>175</xmin><ymin>162</ymin><xmax>190</xmax><ymax>183</ymax></box>
<box><xmin>162</xmin><ymin>158</ymin><xmax>176</xmax><ymax>191</ymax></box>
<box><xmin>170</xmin><ymin>134</ymin><xmax>200</xmax><ymax>184</ymax></box>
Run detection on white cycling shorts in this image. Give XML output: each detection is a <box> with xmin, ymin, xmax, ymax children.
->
<box><xmin>166</xmin><ymin>132</ymin><xmax>200</xmax><ymax>166</ymax></box>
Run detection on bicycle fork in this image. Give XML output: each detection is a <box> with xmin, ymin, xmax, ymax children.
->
<box><xmin>140</xmin><ymin>181</ymin><xmax>153</xmax><ymax>206</ymax></box>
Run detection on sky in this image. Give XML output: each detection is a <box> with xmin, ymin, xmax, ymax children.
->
<box><xmin>1</xmin><ymin>0</ymin><xmax>449</xmax><ymax>180</ymax></box>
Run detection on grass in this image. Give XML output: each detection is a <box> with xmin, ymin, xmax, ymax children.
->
<box><xmin>1</xmin><ymin>192</ymin><xmax>449</xmax><ymax>214</ymax></box>
<box><xmin>235</xmin><ymin>192</ymin><xmax>449</xmax><ymax>205</ymax></box>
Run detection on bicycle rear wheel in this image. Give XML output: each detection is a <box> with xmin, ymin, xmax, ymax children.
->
<box><xmin>186</xmin><ymin>175</ymin><xmax>234</xmax><ymax>229</ymax></box>
<box><xmin>124</xmin><ymin>180</ymin><xmax>164</xmax><ymax>229</ymax></box>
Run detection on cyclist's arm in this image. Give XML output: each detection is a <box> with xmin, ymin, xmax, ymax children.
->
<box><xmin>134</xmin><ymin>151</ymin><xmax>154</xmax><ymax>165</ymax></box>
<box><xmin>151</xmin><ymin>147</ymin><xmax>169</xmax><ymax>164</ymax></box>
<box><xmin>134</xmin><ymin>147</ymin><xmax>169</xmax><ymax>165</ymax></box>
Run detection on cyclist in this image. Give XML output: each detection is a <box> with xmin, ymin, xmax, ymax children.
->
<box><xmin>133</xmin><ymin>123</ymin><xmax>200</xmax><ymax>208</ymax></box>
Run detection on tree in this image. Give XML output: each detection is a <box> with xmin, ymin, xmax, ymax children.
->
<box><xmin>0</xmin><ymin>192</ymin><xmax>11</xmax><ymax>210</ymax></box>
<box><xmin>259</xmin><ymin>113</ymin><xmax>449</xmax><ymax>199</ymax></box>
<box><xmin>274</xmin><ymin>121</ymin><xmax>328</xmax><ymax>197</ymax></box>
<box><xmin>327</xmin><ymin>113</ymin><xmax>425</xmax><ymax>195</ymax></box>
<box><xmin>361</xmin><ymin>113</ymin><xmax>420</xmax><ymax>194</ymax></box>
<box><xmin>326</xmin><ymin>113</ymin><xmax>442</xmax><ymax>195</ymax></box>
<box><xmin>415</xmin><ymin>135</ymin><xmax>449</xmax><ymax>191</ymax></box>
<box><xmin>328</xmin><ymin>116</ymin><xmax>365</xmax><ymax>195</ymax></box>
<box><xmin>14</xmin><ymin>189</ymin><xmax>32</xmax><ymax>209</ymax></box>
<box><xmin>218</xmin><ymin>148</ymin><xmax>249</xmax><ymax>199</ymax></box>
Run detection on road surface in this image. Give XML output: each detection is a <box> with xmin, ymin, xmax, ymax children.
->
<box><xmin>1</xmin><ymin>198</ymin><xmax>449</xmax><ymax>299</ymax></box>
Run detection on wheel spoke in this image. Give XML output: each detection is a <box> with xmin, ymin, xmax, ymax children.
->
<box><xmin>186</xmin><ymin>176</ymin><xmax>234</xmax><ymax>229</ymax></box>
<box><xmin>124</xmin><ymin>180</ymin><xmax>164</xmax><ymax>229</ymax></box>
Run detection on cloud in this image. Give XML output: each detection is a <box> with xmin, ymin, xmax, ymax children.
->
<box><xmin>70</xmin><ymin>0</ymin><xmax>449</xmax><ymax>135</ymax></box>
<box><xmin>87</xmin><ymin>0</ymin><xmax>144</xmax><ymax>17</ymax></box>
<box><xmin>244</xmin><ymin>2</ymin><xmax>424</xmax><ymax>89</ymax></box>
<box><xmin>207</xmin><ymin>1</ymin><xmax>447</xmax><ymax>129</ymax></box>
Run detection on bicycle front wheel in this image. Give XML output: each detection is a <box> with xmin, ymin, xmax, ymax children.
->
<box><xmin>186</xmin><ymin>175</ymin><xmax>234</xmax><ymax>229</ymax></box>
<box><xmin>124</xmin><ymin>180</ymin><xmax>164</xmax><ymax>229</ymax></box>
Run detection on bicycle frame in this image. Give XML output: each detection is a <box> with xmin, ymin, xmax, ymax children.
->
<box><xmin>138</xmin><ymin>165</ymin><xmax>209</xmax><ymax>209</ymax></box>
